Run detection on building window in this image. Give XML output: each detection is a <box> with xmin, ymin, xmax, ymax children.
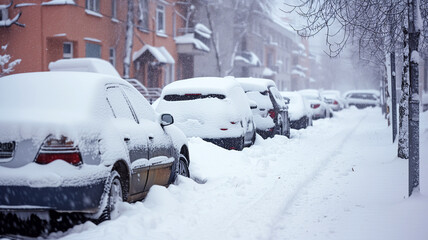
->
<box><xmin>111</xmin><ymin>0</ymin><xmax>117</xmax><ymax>19</ymax></box>
<box><xmin>63</xmin><ymin>42</ymin><xmax>73</xmax><ymax>59</ymax></box>
<box><xmin>156</xmin><ymin>5</ymin><xmax>165</xmax><ymax>33</ymax></box>
<box><xmin>86</xmin><ymin>0</ymin><xmax>100</xmax><ymax>12</ymax></box>
<box><xmin>86</xmin><ymin>42</ymin><xmax>101</xmax><ymax>58</ymax></box>
<box><xmin>109</xmin><ymin>47</ymin><xmax>116</xmax><ymax>67</ymax></box>
<box><xmin>138</xmin><ymin>0</ymin><xmax>149</xmax><ymax>30</ymax></box>
<box><xmin>0</xmin><ymin>8</ymin><xmax>8</xmax><ymax>21</ymax></box>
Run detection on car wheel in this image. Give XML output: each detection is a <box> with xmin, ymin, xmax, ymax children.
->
<box><xmin>95</xmin><ymin>171</ymin><xmax>123</xmax><ymax>223</ymax></box>
<box><xmin>251</xmin><ymin>130</ymin><xmax>256</xmax><ymax>145</ymax></box>
<box><xmin>177</xmin><ymin>153</ymin><xmax>190</xmax><ymax>178</ymax></box>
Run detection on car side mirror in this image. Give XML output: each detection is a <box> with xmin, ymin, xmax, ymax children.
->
<box><xmin>160</xmin><ymin>113</ymin><xmax>174</xmax><ymax>127</ymax></box>
<box><xmin>249</xmin><ymin>100</ymin><xmax>258</xmax><ymax>109</ymax></box>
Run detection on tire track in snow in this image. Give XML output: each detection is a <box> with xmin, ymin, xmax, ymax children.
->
<box><xmin>223</xmin><ymin>111</ymin><xmax>368</xmax><ymax>239</ymax></box>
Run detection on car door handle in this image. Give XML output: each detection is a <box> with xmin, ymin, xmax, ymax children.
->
<box><xmin>148</xmin><ymin>135</ymin><xmax>154</xmax><ymax>140</ymax></box>
<box><xmin>124</xmin><ymin>137</ymin><xmax>130</xmax><ymax>142</ymax></box>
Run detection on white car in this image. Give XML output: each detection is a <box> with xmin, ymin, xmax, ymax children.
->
<box><xmin>344</xmin><ymin>90</ymin><xmax>380</xmax><ymax>109</ymax></box>
<box><xmin>281</xmin><ymin>91</ymin><xmax>313</xmax><ymax>129</ymax></box>
<box><xmin>155</xmin><ymin>77</ymin><xmax>256</xmax><ymax>150</ymax></box>
<box><xmin>237</xmin><ymin>78</ymin><xmax>290</xmax><ymax>138</ymax></box>
<box><xmin>298</xmin><ymin>89</ymin><xmax>332</xmax><ymax>119</ymax></box>
<box><xmin>322</xmin><ymin>90</ymin><xmax>346</xmax><ymax>110</ymax></box>
<box><xmin>0</xmin><ymin>70</ymin><xmax>190</xmax><ymax>231</ymax></box>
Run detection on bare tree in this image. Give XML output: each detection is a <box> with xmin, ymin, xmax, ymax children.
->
<box><xmin>283</xmin><ymin>0</ymin><xmax>424</xmax><ymax>196</ymax></box>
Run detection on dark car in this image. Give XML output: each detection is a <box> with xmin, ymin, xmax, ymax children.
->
<box><xmin>237</xmin><ymin>78</ymin><xmax>290</xmax><ymax>138</ymax></box>
<box><xmin>0</xmin><ymin>71</ymin><xmax>190</xmax><ymax>234</ymax></box>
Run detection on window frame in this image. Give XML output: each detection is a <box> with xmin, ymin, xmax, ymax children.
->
<box><xmin>63</xmin><ymin>42</ymin><xmax>73</xmax><ymax>59</ymax></box>
<box><xmin>109</xmin><ymin>47</ymin><xmax>116</xmax><ymax>67</ymax></box>
<box><xmin>111</xmin><ymin>0</ymin><xmax>117</xmax><ymax>19</ymax></box>
<box><xmin>86</xmin><ymin>0</ymin><xmax>100</xmax><ymax>12</ymax></box>
<box><xmin>138</xmin><ymin>0</ymin><xmax>149</xmax><ymax>31</ymax></box>
<box><xmin>156</xmin><ymin>4</ymin><xmax>166</xmax><ymax>34</ymax></box>
<box><xmin>85</xmin><ymin>42</ymin><xmax>102</xmax><ymax>58</ymax></box>
<box><xmin>0</xmin><ymin>8</ymin><xmax>8</xmax><ymax>21</ymax></box>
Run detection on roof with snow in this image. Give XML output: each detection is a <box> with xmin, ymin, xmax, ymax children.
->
<box><xmin>175</xmin><ymin>33</ymin><xmax>210</xmax><ymax>52</ymax></box>
<box><xmin>132</xmin><ymin>45</ymin><xmax>175</xmax><ymax>64</ymax></box>
<box><xmin>234</xmin><ymin>51</ymin><xmax>262</xmax><ymax>67</ymax></box>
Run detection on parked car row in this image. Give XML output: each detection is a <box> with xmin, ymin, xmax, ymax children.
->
<box><xmin>154</xmin><ymin>77</ymin><xmax>291</xmax><ymax>151</ymax></box>
<box><xmin>0</xmin><ymin>58</ymin><xmax>382</xmax><ymax>235</ymax></box>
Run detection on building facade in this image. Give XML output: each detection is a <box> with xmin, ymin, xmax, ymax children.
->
<box><xmin>0</xmin><ymin>0</ymin><xmax>208</xmax><ymax>91</ymax></box>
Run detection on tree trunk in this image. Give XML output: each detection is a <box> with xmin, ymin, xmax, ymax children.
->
<box><xmin>398</xmin><ymin>18</ymin><xmax>409</xmax><ymax>159</ymax></box>
<box><xmin>407</xmin><ymin>0</ymin><xmax>421</xmax><ymax>196</ymax></box>
<box><xmin>205</xmin><ymin>5</ymin><xmax>222</xmax><ymax>76</ymax></box>
<box><xmin>123</xmin><ymin>0</ymin><xmax>134</xmax><ymax>79</ymax></box>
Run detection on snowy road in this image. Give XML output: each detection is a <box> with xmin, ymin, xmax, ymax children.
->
<box><xmin>52</xmin><ymin>107</ymin><xmax>428</xmax><ymax>240</ymax></box>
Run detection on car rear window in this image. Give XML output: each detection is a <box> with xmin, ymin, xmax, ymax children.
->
<box><xmin>350</xmin><ymin>93</ymin><xmax>377</xmax><ymax>100</ymax></box>
<box><xmin>164</xmin><ymin>94</ymin><xmax>226</xmax><ymax>101</ymax></box>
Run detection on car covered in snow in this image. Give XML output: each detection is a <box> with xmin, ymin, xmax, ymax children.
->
<box><xmin>321</xmin><ymin>90</ymin><xmax>346</xmax><ymax>111</ymax></box>
<box><xmin>344</xmin><ymin>90</ymin><xmax>380</xmax><ymax>109</ymax></box>
<box><xmin>298</xmin><ymin>89</ymin><xmax>332</xmax><ymax>119</ymax></box>
<box><xmin>281</xmin><ymin>91</ymin><xmax>313</xmax><ymax>129</ymax></box>
<box><xmin>0</xmin><ymin>71</ymin><xmax>190</xmax><ymax>227</ymax></box>
<box><xmin>155</xmin><ymin>77</ymin><xmax>256</xmax><ymax>150</ymax></box>
<box><xmin>237</xmin><ymin>78</ymin><xmax>290</xmax><ymax>138</ymax></box>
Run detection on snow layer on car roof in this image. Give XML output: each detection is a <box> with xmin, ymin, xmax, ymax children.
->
<box><xmin>0</xmin><ymin>71</ymin><xmax>125</xmax><ymax>122</ymax></box>
<box><xmin>49</xmin><ymin>58</ymin><xmax>121</xmax><ymax>78</ymax></box>
<box><xmin>162</xmin><ymin>77</ymin><xmax>238</xmax><ymax>95</ymax></box>
<box><xmin>236</xmin><ymin>78</ymin><xmax>276</xmax><ymax>92</ymax></box>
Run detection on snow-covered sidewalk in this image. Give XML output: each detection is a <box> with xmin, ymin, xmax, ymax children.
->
<box><xmin>52</xmin><ymin>108</ymin><xmax>428</xmax><ymax>240</ymax></box>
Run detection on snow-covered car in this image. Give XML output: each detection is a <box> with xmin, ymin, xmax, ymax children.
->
<box><xmin>344</xmin><ymin>90</ymin><xmax>380</xmax><ymax>109</ymax></box>
<box><xmin>237</xmin><ymin>78</ymin><xmax>290</xmax><ymax>138</ymax></box>
<box><xmin>155</xmin><ymin>77</ymin><xmax>256</xmax><ymax>150</ymax></box>
<box><xmin>281</xmin><ymin>91</ymin><xmax>313</xmax><ymax>129</ymax></box>
<box><xmin>0</xmin><ymin>71</ymin><xmax>190</xmax><ymax>227</ymax></box>
<box><xmin>322</xmin><ymin>90</ymin><xmax>346</xmax><ymax>110</ymax></box>
<box><xmin>298</xmin><ymin>89</ymin><xmax>332</xmax><ymax>119</ymax></box>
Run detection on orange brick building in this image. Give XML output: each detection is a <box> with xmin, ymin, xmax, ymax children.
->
<box><xmin>0</xmin><ymin>0</ymin><xmax>204</xmax><ymax>89</ymax></box>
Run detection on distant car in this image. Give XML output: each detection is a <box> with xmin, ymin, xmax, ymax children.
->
<box><xmin>0</xmin><ymin>71</ymin><xmax>190</xmax><ymax>229</ymax></box>
<box><xmin>155</xmin><ymin>77</ymin><xmax>256</xmax><ymax>150</ymax></box>
<box><xmin>237</xmin><ymin>78</ymin><xmax>290</xmax><ymax>138</ymax></box>
<box><xmin>344</xmin><ymin>90</ymin><xmax>380</xmax><ymax>109</ymax></box>
<box><xmin>281</xmin><ymin>91</ymin><xmax>313</xmax><ymax>129</ymax></box>
<box><xmin>298</xmin><ymin>89</ymin><xmax>332</xmax><ymax>119</ymax></box>
<box><xmin>322</xmin><ymin>90</ymin><xmax>346</xmax><ymax>110</ymax></box>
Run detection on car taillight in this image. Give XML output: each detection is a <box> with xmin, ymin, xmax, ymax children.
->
<box><xmin>268</xmin><ymin>109</ymin><xmax>276</xmax><ymax>119</ymax></box>
<box><xmin>35</xmin><ymin>136</ymin><xmax>82</xmax><ymax>166</ymax></box>
<box><xmin>311</xmin><ymin>104</ymin><xmax>320</xmax><ymax>109</ymax></box>
<box><xmin>220</xmin><ymin>128</ymin><xmax>228</xmax><ymax>131</ymax></box>
<box><xmin>334</xmin><ymin>100</ymin><xmax>339</xmax><ymax>105</ymax></box>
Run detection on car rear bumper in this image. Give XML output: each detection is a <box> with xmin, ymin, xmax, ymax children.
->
<box><xmin>204</xmin><ymin>137</ymin><xmax>243</xmax><ymax>150</ymax></box>
<box><xmin>290</xmin><ymin>116</ymin><xmax>308</xmax><ymax>130</ymax></box>
<box><xmin>256</xmin><ymin>127</ymin><xmax>275</xmax><ymax>139</ymax></box>
<box><xmin>0</xmin><ymin>179</ymin><xmax>106</xmax><ymax>213</ymax></box>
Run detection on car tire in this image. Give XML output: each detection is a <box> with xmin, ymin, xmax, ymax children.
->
<box><xmin>251</xmin><ymin>130</ymin><xmax>256</xmax><ymax>145</ymax></box>
<box><xmin>177</xmin><ymin>153</ymin><xmax>190</xmax><ymax>178</ymax></box>
<box><xmin>95</xmin><ymin>170</ymin><xmax>123</xmax><ymax>223</ymax></box>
